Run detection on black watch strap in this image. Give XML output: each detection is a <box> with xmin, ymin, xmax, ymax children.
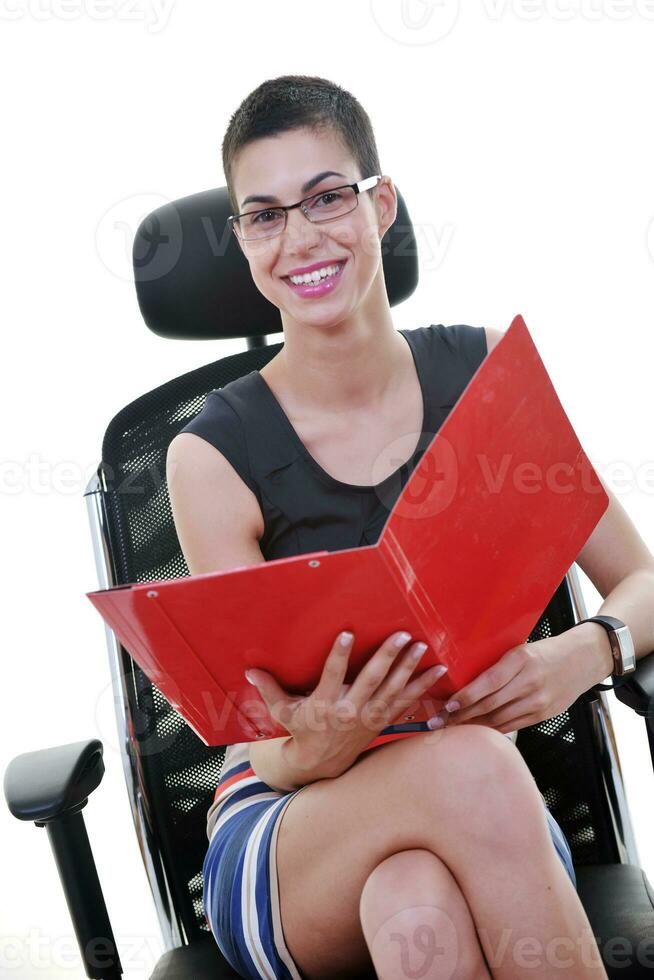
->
<box><xmin>575</xmin><ymin>615</ymin><xmax>635</xmax><ymax>692</ymax></box>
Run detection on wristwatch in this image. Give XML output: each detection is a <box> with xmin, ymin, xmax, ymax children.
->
<box><xmin>575</xmin><ymin>614</ymin><xmax>637</xmax><ymax>691</ymax></box>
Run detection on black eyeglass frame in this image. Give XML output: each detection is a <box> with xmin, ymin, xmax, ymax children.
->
<box><xmin>227</xmin><ymin>174</ymin><xmax>384</xmax><ymax>242</ymax></box>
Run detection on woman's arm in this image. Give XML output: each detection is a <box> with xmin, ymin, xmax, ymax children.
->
<box><xmin>432</xmin><ymin>476</ymin><xmax>654</xmax><ymax>732</ymax></box>
<box><xmin>484</xmin><ymin>325</ymin><xmax>654</xmax><ymax>679</ymax></box>
<box><xmin>426</xmin><ymin>327</ymin><xmax>654</xmax><ymax>730</ymax></box>
<box><xmin>167</xmin><ymin>432</ymin><xmax>265</xmax><ymax>575</ymax></box>
<box><xmin>573</xmin><ymin>477</ymin><xmax>654</xmax><ymax>682</ymax></box>
<box><xmin>168</xmin><ymin>434</ymin><xmax>345</xmax><ymax>789</ymax></box>
<box><xmin>250</xmin><ymin>735</ymin><xmax>339</xmax><ymax>792</ymax></box>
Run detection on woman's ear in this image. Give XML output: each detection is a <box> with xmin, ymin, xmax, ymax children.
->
<box><xmin>375</xmin><ymin>176</ymin><xmax>398</xmax><ymax>239</ymax></box>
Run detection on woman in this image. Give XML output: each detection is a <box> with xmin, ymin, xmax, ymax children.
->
<box><xmin>168</xmin><ymin>75</ymin><xmax>654</xmax><ymax>980</ymax></box>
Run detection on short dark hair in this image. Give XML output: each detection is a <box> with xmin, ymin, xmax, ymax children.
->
<box><xmin>222</xmin><ymin>74</ymin><xmax>382</xmax><ymax>215</ymax></box>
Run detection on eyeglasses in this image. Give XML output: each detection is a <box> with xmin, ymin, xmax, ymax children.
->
<box><xmin>227</xmin><ymin>174</ymin><xmax>383</xmax><ymax>242</ymax></box>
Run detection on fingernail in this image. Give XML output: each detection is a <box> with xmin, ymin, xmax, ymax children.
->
<box><xmin>427</xmin><ymin>716</ymin><xmax>445</xmax><ymax>729</ymax></box>
<box><xmin>340</xmin><ymin>631</ymin><xmax>354</xmax><ymax>646</ymax></box>
<box><xmin>245</xmin><ymin>671</ymin><xmax>257</xmax><ymax>686</ymax></box>
<box><xmin>445</xmin><ymin>700</ymin><xmax>460</xmax><ymax>712</ymax></box>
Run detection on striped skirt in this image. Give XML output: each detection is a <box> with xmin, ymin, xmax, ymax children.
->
<box><xmin>203</xmin><ymin>734</ymin><xmax>577</xmax><ymax>980</ymax></box>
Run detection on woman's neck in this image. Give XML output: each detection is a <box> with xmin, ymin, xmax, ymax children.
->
<box><xmin>275</xmin><ymin>286</ymin><xmax>405</xmax><ymax>417</ymax></box>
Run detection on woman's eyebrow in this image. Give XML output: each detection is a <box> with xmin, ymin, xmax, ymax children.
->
<box><xmin>240</xmin><ymin>170</ymin><xmax>347</xmax><ymax>209</ymax></box>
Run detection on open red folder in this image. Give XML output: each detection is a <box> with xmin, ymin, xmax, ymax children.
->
<box><xmin>87</xmin><ymin>314</ymin><xmax>608</xmax><ymax>746</ymax></box>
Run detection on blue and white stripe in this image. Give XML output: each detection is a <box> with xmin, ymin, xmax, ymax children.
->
<box><xmin>203</xmin><ymin>743</ymin><xmax>577</xmax><ymax>979</ymax></box>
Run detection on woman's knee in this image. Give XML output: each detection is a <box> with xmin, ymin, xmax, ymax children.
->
<box><xmin>360</xmin><ymin>847</ymin><xmax>460</xmax><ymax>914</ymax></box>
<box><xmin>359</xmin><ymin>848</ymin><xmax>489</xmax><ymax>979</ymax></box>
<box><xmin>408</xmin><ymin>724</ymin><xmax>545</xmax><ymax>848</ymax></box>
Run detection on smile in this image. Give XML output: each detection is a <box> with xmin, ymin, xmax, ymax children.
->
<box><xmin>282</xmin><ymin>260</ymin><xmax>347</xmax><ymax>298</ymax></box>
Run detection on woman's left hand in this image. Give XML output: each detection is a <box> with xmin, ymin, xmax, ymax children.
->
<box><xmin>427</xmin><ymin>629</ymin><xmax>597</xmax><ymax>734</ymax></box>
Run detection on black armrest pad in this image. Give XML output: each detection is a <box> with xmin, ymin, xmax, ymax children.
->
<box><xmin>614</xmin><ymin>650</ymin><xmax>654</xmax><ymax>716</ymax></box>
<box><xmin>4</xmin><ymin>738</ymin><xmax>104</xmax><ymax>823</ymax></box>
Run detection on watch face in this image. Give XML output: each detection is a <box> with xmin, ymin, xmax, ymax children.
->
<box><xmin>614</xmin><ymin>625</ymin><xmax>637</xmax><ymax>674</ymax></box>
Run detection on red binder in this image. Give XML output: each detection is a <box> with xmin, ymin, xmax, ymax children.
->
<box><xmin>86</xmin><ymin>314</ymin><xmax>608</xmax><ymax>746</ymax></box>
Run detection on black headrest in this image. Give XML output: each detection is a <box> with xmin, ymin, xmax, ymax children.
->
<box><xmin>132</xmin><ymin>185</ymin><xmax>419</xmax><ymax>341</ymax></box>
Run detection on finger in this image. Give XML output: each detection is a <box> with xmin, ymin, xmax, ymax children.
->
<box><xmin>479</xmin><ymin>695</ymin><xmax>542</xmax><ymax>729</ymax></box>
<box><xmin>244</xmin><ymin>670</ymin><xmax>293</xmax><ymax>727</ymax></box>
<box><xmin>409</xmin><ymin>659</ymin><xmax>449</xmax><ymax>695</ymax></box>
<box><xmin>374</xmin><ymin>641</ymin><xmax>427</xmax><ymax>697</ymax></box>
<box><xmin>313</xmin><ymin>631</ymin><xmax>355</xmax><ymax>703</ymax></box>
<box><xmin>379</xmin><ymin>647</ymin><xmax>447</xmax><ymax>706</ymax></box>
<box><xmin>495</xmin><ymin>715</ymin><xmax>533</xmax><ymax>734</ymax></box>
<box><xmin>382</xmin><ymin>662</ymin><xmax>450</xmax><ymax>724</ymax></box>
<box><xmin>449</xmin><ymin>713</ymin><xmax>531</xmax><ymax>734</ymax></box>
<box><xmin>349</xmin><ymin>631</ymin><xmax>415</xmax><ymax>708</ymax></box>
<box><xmin>441</xmin><ymin>693</ymin><xmax>533</xmax><ymax>730</ymax></box>
<box><xmin>446</xmin><ymin>673</ymin><xmax>527</xmax><ymax>723</ymax></box>
<box><xmin>444</xmin><ymin>646</ymin><xmax>528</xmax><ymax>717</ymax></box>
<box><xmin>424</xmin><ymin>716</ymin><xmax>497</xmax><ymax>740</ymax></box>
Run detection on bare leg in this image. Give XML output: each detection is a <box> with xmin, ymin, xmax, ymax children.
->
<box><xmin>359</xmin><ymin>848</ymin><xmax>492</xmax><ymax>979</ymax></box>
<box><xmin>275</xmin><ymin>726</ymin><xmax>607</xmax><ymax>979</ymax></box>
<box><xmin>411</xmin><ymin>730</ymin><xmax>607</xmax><ymax>979</ymax></box>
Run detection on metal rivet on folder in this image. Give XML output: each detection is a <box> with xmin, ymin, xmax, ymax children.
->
<box><xmin>404</xmin><ymin>714</ymin><xmax>415</xmax><ymax>721</ymax></box>
<box><xmin>147</xmin><ymin>590</ymin><xmax>158</xmax><ymax>598</ymax></box>
<box><xmin>256</xmin><ymin>732</ymin><xmax>266</xmax><ymax>738</ymax></box>
<box><xmin>308</xmin><ymin>560</ymin><xmax>320</xmax><ymax>567</ymax></box>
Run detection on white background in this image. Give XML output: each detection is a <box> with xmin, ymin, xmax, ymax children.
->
<box><xmin>2</xmin><ymin>1</ymin><xmax>654</xmax><ymax>977</ymax></box>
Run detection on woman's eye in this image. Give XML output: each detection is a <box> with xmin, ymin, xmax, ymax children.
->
<box><xmin>317</xmin><ymin>192</ymin><xmax>341</xmax><ymax>206</ymax></box>
<box><xmin>253</xmin><ymin>210</ymin><xmax>277</xmax><ymax>224</ymax></box>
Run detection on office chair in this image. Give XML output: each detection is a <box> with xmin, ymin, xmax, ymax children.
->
<box><xmin>4</xmin><ymin>184</ymin><xmax>654</xmax><ymax>979</ymax></box>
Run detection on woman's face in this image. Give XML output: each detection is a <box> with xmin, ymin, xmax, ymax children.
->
<box><xmin>230</xmin><ymin>127</ymin><xmax>397</xmax><ymax>330</ymax></box>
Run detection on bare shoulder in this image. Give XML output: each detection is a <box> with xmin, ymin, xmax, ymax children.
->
<box><xmin>166</xmin><ymin>432</ymin><xmax>265</xmax><ymax>575</ymax></box>
<box><xmin>483</xmin><ymin>326</ymin><xmax>505</xmax><ymax>355</ymax></box>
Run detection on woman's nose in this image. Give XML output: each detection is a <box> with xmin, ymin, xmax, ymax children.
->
<box><xmin>282</xmin><ymin>207</ymin><xmax>323</xmax><ymax>248</ymax></box>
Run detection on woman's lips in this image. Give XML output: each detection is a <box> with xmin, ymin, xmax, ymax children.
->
<box><xmin>282</xmin><ymin>259</ymin><xmax>347</xmax><ymax>298</ymax></box>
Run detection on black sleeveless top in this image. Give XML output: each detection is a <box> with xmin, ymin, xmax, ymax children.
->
<box><xmin>179</xmin><ymin>324</ymin><xmax>488</xmax><ymax>559</ymax></box>
<box><xmin>183</xmin><ymin>324</ymin><xmax>491</xmax><ymax>840</ymax></box>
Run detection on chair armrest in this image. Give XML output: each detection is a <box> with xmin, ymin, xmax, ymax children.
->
<box><xmin>3</xmin><ymin>737</ymin><xmax>123</xmax><ymax>978</ymax></box>
<box><xmin>4</xmin><ymin>738</ymin><xmax>104</xmax><ymax>823</ymax></box>
<box><xmin>613</xmin><ymin>650</ymin><xmax>654</xmax><ymax>716</ymax></box>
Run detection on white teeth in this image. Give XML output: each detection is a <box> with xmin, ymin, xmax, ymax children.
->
<box><xmin>288</xmin><ymin>262</ymin><xmax>342</xmax><ymax>285</ymax></box>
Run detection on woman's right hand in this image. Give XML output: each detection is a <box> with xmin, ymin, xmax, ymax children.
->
<box><xmin>244</xmin><ymin>630</ymin><xmax>449</xmax><ymax>780</ymax></box>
